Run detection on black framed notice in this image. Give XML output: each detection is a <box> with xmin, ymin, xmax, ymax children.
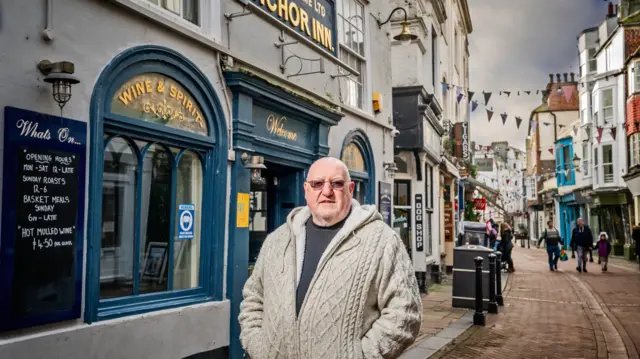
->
<box><xmin>0</xmin><ymin>106</ymin><xmax>86</xmax><ymax>332</ymax></box>
<box><xmin>415</xmin><ymin>194</ymin><xmax>424</xmax><ymax>252</ymax></box>
<box><xmin>378</xmin><ymin>182</ymin><xmax>392</xmax><ymax>226</ymax></box>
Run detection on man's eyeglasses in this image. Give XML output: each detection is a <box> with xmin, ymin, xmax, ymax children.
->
<box><xmin>306</xmin><ymin>180</ymin><xmax>348</xmax><ymax>190</ymax></box>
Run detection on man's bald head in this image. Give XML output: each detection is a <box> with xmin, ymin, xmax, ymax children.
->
<box><xmin>307</xmin><ymin>157</ymin><xmax>351</xmax><ymax>182</ymax></box>
<box><xmin>304</xmin><ymin>157</ymin><xmax>354</xmax><ymax>226</ymax></box>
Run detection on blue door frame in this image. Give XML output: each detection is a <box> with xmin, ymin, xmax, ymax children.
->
<box><xmin>559</xmin><ymin>193</ymin><xmax>578</xmax><ymax>247</ymax></box>
<box><xmin>224</xmin><ymin>72</ymin><xmax>343</xmax><ymax>359</ymax></box>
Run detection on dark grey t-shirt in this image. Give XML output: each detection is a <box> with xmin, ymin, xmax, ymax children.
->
<box><xmin>295</xmin><ymin>212</ymin><xmax>349</xmax><ymax>316</ymax></box>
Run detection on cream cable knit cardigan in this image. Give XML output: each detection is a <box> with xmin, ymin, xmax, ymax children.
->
<box><xmin>239</xmin><ymin>200</ymin><xmax>422</xmax><ymax>359</ymax></box>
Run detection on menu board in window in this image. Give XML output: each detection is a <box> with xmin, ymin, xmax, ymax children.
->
<box><xmin>0</xmin><ymin>106</ymin><xmax>86</xmax><ymax>332</ymax></box>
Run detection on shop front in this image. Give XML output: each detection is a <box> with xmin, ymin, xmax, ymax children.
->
<box><xmin>558</xmin><ymin>193</ymin><xmax>580</xmax><ymax>247</ymax></box>
<box><xmin>0</xmin><ymin>45</ymin><xmax>231</xmax><ymax>359</ymax></box>
<box><xmin>224</xmin><ymin>71</ymin><xmax>342</xmax><ymax>359</ymax></box>
<box><xmin>590</xmin><ymin>190</ymin><xmax>633</xmax><ymax>257</ymax></box>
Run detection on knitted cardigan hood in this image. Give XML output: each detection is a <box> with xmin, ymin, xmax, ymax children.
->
<box><xmin>239</xmin><ymin>200</ymin><xmax>422</xmax><ymax>359</ymax></box>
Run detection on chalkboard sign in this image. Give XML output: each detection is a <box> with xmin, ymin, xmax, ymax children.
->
<box><xmin>0</xmin><ymin>106</ymin><xmax>86</xmax><ymax>332</ymax></box>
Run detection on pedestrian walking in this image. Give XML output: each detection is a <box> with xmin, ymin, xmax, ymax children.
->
<box><xmin>499</xmin><ymin>222</ymin><xmax>515</xmax><ymax>273</ymax></box>
<box><xmin>570</xmin><ymin>218</ymin><xmax>594</xmax><ymax>273</ymax></box>
<box><xmin>594</xmin><ymin>232</ymin><xmax>612</xmax><ymax>272</ymax></box>
<box><xmin>238</xmin><ymin>157</ymin><xmax>422</xmax><ymax>359</ymax></box>
<box><xmin>539</xmin><ymin>220</ymin><xmax>562</xmax><ymax>271</ymax></box>
<box><xmin>633</xmin><ymin>225</ymin><xmax>640</xmax><ymax>271</ymax></box>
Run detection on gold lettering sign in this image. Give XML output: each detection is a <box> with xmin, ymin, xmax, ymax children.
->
<box><xmin>341</xmin><ymin>142</ymin><xmax>365</xmax><ymax>172</ymax></box>
<box><xmin>110</xmin><ymin>73</ymin><xmax>207</xmax><ymax>136</ymax></box>
<box><xmin>266</xmin><ymin>114</ymin><xmax>298</xmax><ymax>141</ymax></box>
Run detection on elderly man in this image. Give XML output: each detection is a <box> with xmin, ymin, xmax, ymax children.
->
<box><xmin>239</xmin><ymin>157</ymin><xmax>422</xmax><ymax>359</ymax></box>
<box><xmin>570</xmin><ymin>218</ymin><xmax>594</xmax><ymax>273</ymax></box>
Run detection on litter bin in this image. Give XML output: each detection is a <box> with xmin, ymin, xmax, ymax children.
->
<box><xmin>452</xmin><ymin>244</ymin><xmax>493</xmax><ymax>310</ymax></box>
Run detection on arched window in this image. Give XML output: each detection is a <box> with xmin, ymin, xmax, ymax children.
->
<box><xmin>87</xmin><ymin>46</ymin><xmax>227</xmax><ymax>322</ymax></box>
<box><xmin>340</xmin><ymin>129</ymin><xmax>375</xmax><ymax>204</ymax></box>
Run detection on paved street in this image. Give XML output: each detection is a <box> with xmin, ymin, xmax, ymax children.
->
<box><xmin>427</xmin><ymin>246</ymin><xmax>640</xmax><ymax>359</ymax></box>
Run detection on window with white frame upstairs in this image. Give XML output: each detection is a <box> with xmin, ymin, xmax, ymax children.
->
<box><xmin>147</xmin><ymin>0</ymin><xmax>199</xmax><ymax>24</ymax></box>
<box><xmin>635</xmin><ymin>63</ymin><xmax>640</xmax><ymax>93</ymax></box>
<box><xmin>588</xmin><ymin>48</ymin><xmax>597</xmax><ymax>73</ymax></box>
<box><xmin>602</xmin><ymin>89</ymin><xmax>613</xmax><ymax>125</ymax></box>
<box><xmin>337</xmin><ymin>0</ymin><xmax>366</xmax><ymax>110</ymax></box>
<box><xmin>582</xmin><ymin>142</ymin><xmax>589</xmax><ymax>176</ymax></box>
<box><xmin>603</xmin><ymin>144</ymin><xmax>614</xmax><ymax>183</ymax></box>
<box><xmin>631</xmin><ymin>133</ymin><xmax>640</xmax><ymax>167</ymax></box>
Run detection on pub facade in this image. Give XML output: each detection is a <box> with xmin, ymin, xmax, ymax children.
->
<box><xmin>0</xmin><ymin>0</ymin><xmax>397</xmax><ymax>358</ymax></box>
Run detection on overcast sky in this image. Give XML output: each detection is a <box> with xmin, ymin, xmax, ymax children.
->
<box><xmin>468</xmin><ymin>0</ymin><xmax>612</xmax><ymax>150</ymax></box>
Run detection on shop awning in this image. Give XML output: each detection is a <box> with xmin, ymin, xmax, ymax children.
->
<box><xmin>461</xmin><ymin>177</ymin><xmax>499</xmax><ymax>196</ymax></box>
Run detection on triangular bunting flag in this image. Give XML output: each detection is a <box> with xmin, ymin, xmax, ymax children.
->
<box><xmin>487</xmin><ymin>109</ymin><xmax>494</xmax><ymax>122</ymax></box>
<box><xmin>549</xmin><ymin>148</ymin><xmax>553</xmax><ymax>155</ymax></box>
<box><xmin>536</xmin><ymin>90</ymin><xmax>540</xmax><ymax>94</ymax></box>
<box><xmin>562</xmin><ymin>85</ymin><xmax>574</xmax><ymax>103</ymax></box>
<box><xmin>518</xmin><ymin>91</ymin><xmax>520</xmax><ymax>96</ymax></box>
<box><xmin>597</xmin><ymin>127</ymin><xmax>603</xmax><ymax>144</ymax></box>
<box><xmin>504</xmin><ymin>91</ymin><xmax>511</xmax><ymax>97</ymax></box>
<box><xmin>531</xmin><ymin>120</ymin><xmax>538</xmax><ymax>132</ymax></box>
<box><xmin>543</xmin><ymin>122</ymin><xmax>551</xmax><ymax>126</ymax></box>
<box><xmin>559</xmin><ymin>124</ymin><xmax>565</xmax><ymax>128</ymax></box>
<box><xmin>468</xmin><ymin>91</ymin><xmax>475</xmax><ymax>101</ymax></box>
<box><xmin>506</xmin><ymin>179</ymin><xmax>510</xmax><ymax>184</ymax></box>
<box><xmin>499</xmin><ymin>91</ymin><xmax>502</xmax><ymax>95</ymax></box>
<box><xmin>484</xmin><ymin>92</ymin><xmax>492</xmax><ymax>106</ymax></box>
<box><xmin>516</xmin><ymin>116</ymin><xmax>523</xmax><ymax>129</ymax></box>
<box><xmin>456</xmin><ymin>87</ymin><xmax>462</xmax><ymax>97</ymax></box>
<box><xmin>457</xmin><ymin>92</ymin><xmax>463</xmax><ymax>103</ymax></box>
<box><xmin>611</xmin><ymin>127</ymin><xmax>617</xmax><ymax>140</ymax></box>
<box><xmin>525</xmin><ymin>91</ymin><xmax>531</xmax><ymax>95</ymax></box>
<box><xmin>442</xmin><ymin>82</ymin><xmax>448</xmax><ymax>94</ymax></box>
<box><xmin>573</xmin><ymin>125</ymin><xmax>578</xmax><ymax>136</ymax></box>
<box><xmin>471</xmin><ymin>101</ymin><xmax>479</xmax><ymax>112</ymax></box>
<box><xmin>501</xmin><ymin>113</ymin><xmax>507</xmax><ymax>125</ymax></box>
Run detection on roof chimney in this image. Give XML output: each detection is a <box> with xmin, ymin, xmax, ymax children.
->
<box><xmin>556</xmin><ymin>73</ymin><xmax>562</xmax><ymax>82</ymax></box>
<box><xmin>570</xmin><ymin>72</ymin><xmax>575</xmax><ymax>82</ymax></box>
<box><xmin>608</xmin><ymin>2</ymin><xmax>614</xmax><ymax>16</ymax></box>
<box><xmin>563</xmin><ymin>73</ymin><xmax>568</xmax><ymax>82</ymax></box>
<box><xmin>549</xmin><ymin>73</ymin><xmax>554</xmax><ymax>83</ymax></box>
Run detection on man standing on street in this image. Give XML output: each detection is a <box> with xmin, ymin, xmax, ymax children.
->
<box><xmin>539</xmin><ymin>220</ymin><xmax>562</xmax><ymax>271</ymax></box>
<box><xmin>570</xmin><ymin>218</ymin><xmax>594</xmax><ymax>273</ymax></box>
<box><xmin>238</xmin><ymin>157</ymin><xmax>422</xmax><ymax>359</ymax></box>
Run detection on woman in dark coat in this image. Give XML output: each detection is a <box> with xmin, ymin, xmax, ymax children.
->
<box><xmin>499</xmin><ymin>222</ymin><xmax>515</xmax><ymax>273</ymax></box>
<box><xmin>632</xmin><ymin>225</ymin><xmax>640</xmax><ymax>270</ymax></box>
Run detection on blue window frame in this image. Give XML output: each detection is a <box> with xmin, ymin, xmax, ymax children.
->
<box><xmin>555</xmin><ymin>138</ymin><xmax>575</xmax><ymax>187</ymax></box>
<box><xmin>340</xmin><ymin>129</ymin><xmax>376</xmax><ymax>204</ymax></box>
<box><xmin>86</xmin><ymin>46</ymin><xmax>227</xmax><ymax>322</ymax></box>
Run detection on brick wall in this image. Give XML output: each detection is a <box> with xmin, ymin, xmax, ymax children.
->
<box><xmin>547</xmin><ymin>83</ymin><xmax>579</xmax><ymax>111</ymax></box>
<box><xmin>627</xmin><ymin>95</ymin><xmax>640</xmax><ymax>135</ymax></box>
<box><xmin>625</xmin><ymin>27</ymin><xmax>640</xmax><ymax>59</ymax></box>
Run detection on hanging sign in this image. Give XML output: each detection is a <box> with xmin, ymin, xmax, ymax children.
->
<box><xmin>378</xmin><ymin>182</ymin><xmax>392</xmax><ymax>226</ymax></box>
<box><xmin>415</xmin><ymin>194</ymin><xmax>424</xmax><ymax>252</ymax></box>
<box><xmin>0</xmin><ymin>106</ymin><xmax>86</xmax><ymax>332</ymax></box>
<box><xmin>474</xmin><ymin>198</ymin><xmax>487</xmax><ymax>211</ymax></box>
<box><xmin>246</xmin><ymin>0</ymin><xmax>338</xmax><ymax>57</ymax></box>
<box><xmin>177</xmin><ymin>204</ymin><xmax>195</xmax><ymax>240</ymax></box>
<box><xmin>462</xmin><ymin>121</ymin><xmax>469</xmax><ymax>160</ymax></box>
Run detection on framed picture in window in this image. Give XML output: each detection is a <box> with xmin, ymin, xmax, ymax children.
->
<box><xmin>141</xmin><ymin>242</ymin><xmax>168</xmax><ymax>283</ymax></box>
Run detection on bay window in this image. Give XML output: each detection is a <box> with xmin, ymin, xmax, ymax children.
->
<box><xmin>588</xmin><ymin>48</ymin><xmax>597</xmax><ymax>73</ymax></box>
<box><xmin>582</xmin><ymin>143</ymin><xmax>589</xmax><ymax>176</ymax></box>
<box><xmin>636</xmin><ymin>63</ymin><xmax>640</xmax><ymax>93</ymax></box>
<box><xmin>602</xmin><ymin>89</ymin><xmax>613</xmax><ymax>125</ymax></box>
<box><xmin>338</xmin><ymin>0</ymin><xmax>366</xmax><ymax>109</ymax></box>
<box><xmin>630</xmin><ymin>133</ymin><xmax>640</xmax><ymax>167</ymax></box>
<box><xmin>603</xmin><ymin>144</ymin><xmax>614</xmax><ymax>183</ymax></box>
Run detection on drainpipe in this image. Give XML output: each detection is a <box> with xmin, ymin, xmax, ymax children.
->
<box><xmin>551</xmin><ymin>111</ymin><xmax>557</xmax><ymax>142</ymax></box>
<box><xmin>42</xmin><ymin>0</ymin><xmax>54</xmax><ymax>41</ymax></box>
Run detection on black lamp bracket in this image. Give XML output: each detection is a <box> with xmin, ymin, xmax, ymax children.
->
<box><xmin>377</xmin><ymin>7</ymin><xmax>408</xmax><ymax>28</ymax></box>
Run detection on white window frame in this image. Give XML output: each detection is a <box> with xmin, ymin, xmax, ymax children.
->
<box><xmin>602</xmin><ymin>144</ymin><xmax>614</xmax><ymax>184</ymax></box>
<box><xmin>337</xmin><ymin>0</ymin><xmax>368</xmax><ymax>111</ymax></box>
<box><xmin>635</xmin><ymin>63</ymin><xmax>640</xmax><ymax>93</ymax></box>
<box><xmin>588</xmin><ymin>48</ymin><xmax>597</xmax><ymax>73</ymax></box>
<box><xmin>602</xmin><ymin>88</ymin><xmax>614</xmax><ymax>125</ymax></box>
<box><xmin>113</xmin><ymin>0</ymin><xmax>220</xmax><ymax>43</ymax></box>
<box><xmin>582</xmin><ymin>142</ymin><xmax>589</xmax><ymax>177</ymax></box>
<box><xmin>631</xmin><ymin>133</ymin><xmax>640</xmax><ymax>167</ymax></box>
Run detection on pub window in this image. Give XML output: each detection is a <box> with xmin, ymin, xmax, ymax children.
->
<box><xmin>337</xmin><ymin>0</ymin><xmax>367</xmax><ymax>109</ymax></box>
<box><xmin>342</xmin><ymin>142</ymin><xmax>368</xmax><ymax>204</ymax></box>
<box><xmin>147</xmin><ymin>0</ymin><xmax>200</xmax><ymax>25</ymax></box>
<box><xmin>88</xmin><ymin>57</ymin><xmax>225</xmax><ymax>323</ymax></box>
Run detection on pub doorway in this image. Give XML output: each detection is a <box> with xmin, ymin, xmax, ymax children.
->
<box><xmin>248</xmin><ymin>162</ymin><xmax>304</xmax><ymax>274</ymax></box>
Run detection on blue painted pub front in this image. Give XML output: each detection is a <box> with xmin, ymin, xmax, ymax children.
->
<box><xmin>224</xmin><ymin>71</ymin><xmax>342</xmax><ymax>359</ymax></box>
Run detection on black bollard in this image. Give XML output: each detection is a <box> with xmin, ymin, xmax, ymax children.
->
<box><xmin>495</xmin><ymin>251</ymin><xmax>504</xmax><ymax>306</ymax></box>
<box><xmin>527</xmin><ymin>238</ymin><xmax>530</xmax><ymax>249</ymax></box>
<box><xmin>488</xmin><ymin>253</ymin><xmax>498</xmax><ymax>314</ymax></box>
<box><xmin>473</xmin><ymin>256</ymin><xmax>486</xmax><ymax>326</ymax></box>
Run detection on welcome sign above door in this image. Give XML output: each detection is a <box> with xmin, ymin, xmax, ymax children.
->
<box><xmin>246</xmin><ymin>0</ymin><xmax>337</xmax><ymax>56</ymax></box>
<box><xmin>252</xmin><ymin>105</ymin><xmax>314</xmax><ymax>151</ymax></box>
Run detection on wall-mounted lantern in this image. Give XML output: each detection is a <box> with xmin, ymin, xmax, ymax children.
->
<box><xmin>572</xmin><ymin>153</ymin><xmax>581</xmax><ymax>169</ymax></box>
<box><xmin>383</xmin><ymin>161</ymin><xmax>399</xmax><ymax>178</ymax></box>
<box><xmin>376</xmin><ymin>7</ymin><xmax>418</xmax><ymax>46</ymax></box>
<box><xmin>241</xmin><ymin>153</ymin><xmax>267</xmax><ymax>185</ymax></box>
<box><xmin>38</xmin><ymin>60</ymin><xmax>80</xmax><ymax>112</ymax></box>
